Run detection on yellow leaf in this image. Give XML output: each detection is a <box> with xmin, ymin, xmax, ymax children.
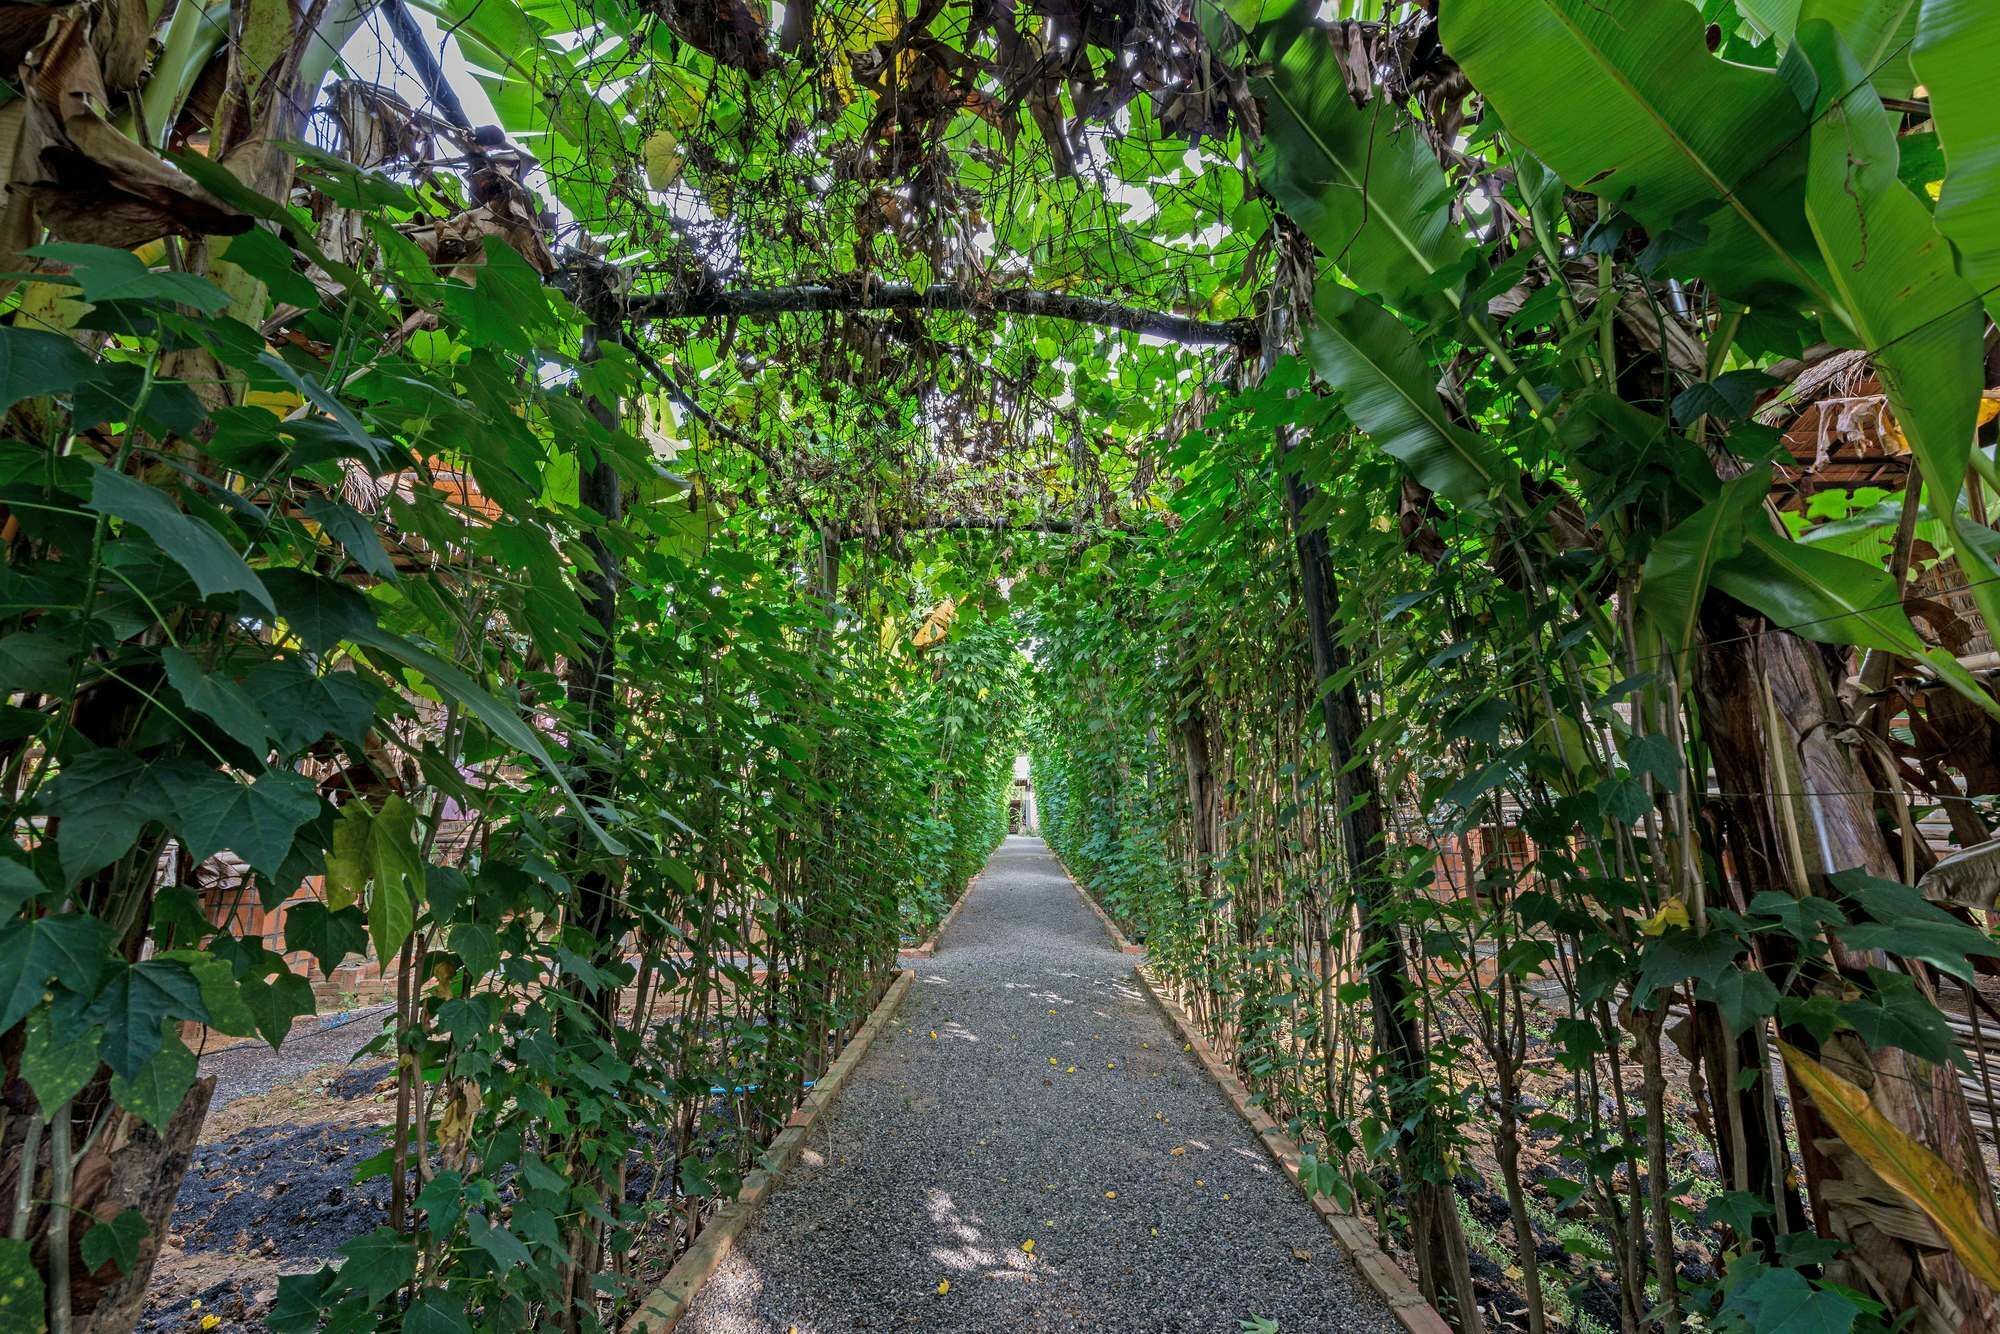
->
<box><xmin>912</xmin><ymin>597</ymin><xmax>956</xmax><ymax>649</ymax></box>
<box><xmin>929</xmin><ymin>1030</ymin><xmax>938</xmax><ymax>1040</ymax></box>
<box><xmin>1104</xmin><ymin>1190</ymin><xmax>1117</xmax><ymax>1199</ymax></box>
<box><xmin>1778</xmin><ymin>1042</ymin><xmax>2000</xmax><ymax>1291</ymax></box>
<box><xmin>1170</xmin><ymin>1146</ymin><xmax>1186</xmax><ymax>1156</ymax></box>
<box><xmin>1050</xmin><ymin>1057</ymin><xmax>1059</xmax><ymax>1065</ymax></box>
<box><xmin>1065</xmin><ymin>1065</ymin><xmax>1076</xmax><ymax>1073</ymax></box>
<box><xmin>643</xmin><ymin>130</ymin><xmax>685</xmax><ymax>190</ymax></box>
<box><xmin>936</xmin><ymin>1279</ymin><xmax>950</xmax><ymax>1295</ymax></box>
<box><xmin>1021</xmin><ymin>1238</ymin><xmax>1035</xmax><ymax>1253</ymax></box>
<box><xmin>1640</xmin><ymin>897</ymin><xmax>1689</xmax><ymax>936</ymax></box>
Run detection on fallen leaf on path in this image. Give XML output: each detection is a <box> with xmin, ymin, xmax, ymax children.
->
<box><xmin>1170</xmin><ymin>1146</ymin><xmax>1186</xmax><ymax>1156</ymax></box>
<box><xmin>1291</xmin><ymin>1248</ymin><xmax>1312</xmax><ymax>1262</ymax></box>
<box><xmin>937</xmin><ymin>1279</ymin><xmax>950</xmax><ymax>1294</ymax></box>
<box><xmin>1021</xmin><ymin>1239</ymin><xmax>1035</xmax><ymax>1253</ymax></box>
<box><xmin>1105</xmin><ymin>1190</ymin><xmax>1117</xmax><ymax>1199</ymax></box>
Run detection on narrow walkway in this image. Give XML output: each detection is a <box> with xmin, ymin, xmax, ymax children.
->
<box><xmin>681</xmin><ymin>836</ymin><xmax>1400</xmax><ymax>1333</ymax></box>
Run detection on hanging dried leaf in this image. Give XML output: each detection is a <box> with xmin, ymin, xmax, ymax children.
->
<box><xmin>912</xmin><ymin>597</ymin><xmax>956</xmax><ymax>649</ymax></box>
<box><xmin>1779</xmin><ymin>1042</ymin><xmax>2000</xmax><ymax>1292</ymax></box>
<box><xmin>14</xmin><ymin>12</ymin><xmax>251</xmax><ymax>248</ymax></box>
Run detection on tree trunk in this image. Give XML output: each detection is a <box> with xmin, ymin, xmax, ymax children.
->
<box><xmin>1281</xmin><ymin>452</ymin><xmax>1483</xmax><ymax>1333</ymax></box>
<box><xmin>1699</xmin><ymin>610</ymin><xmax>2000</xmax><ymax>1333</ymax></box>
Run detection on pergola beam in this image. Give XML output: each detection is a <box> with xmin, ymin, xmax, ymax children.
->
<box><xmin>621</xmin><ymin>283</ymin><xmax>1257</xmax><ymax>349</ymax></box>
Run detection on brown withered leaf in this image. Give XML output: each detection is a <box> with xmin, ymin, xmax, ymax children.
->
<box><xmin>656</xmin><ymin>0</ymin><xmax>774</xmax><ymax>77</ymax></box>
<box><xmin>15</xmin><ymin>11</ymin><xmax>251</xmax><ymax>248</ymax></box>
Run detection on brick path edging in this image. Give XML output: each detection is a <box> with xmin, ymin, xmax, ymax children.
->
<box><xmin>1047</xmin><ymin>849</ymin><xmax>1146</xmax><ymax>955</ymax></box>
<box><xmin>1134</xmin><ymin>966</ymin><xmax>1453</xmax><ymax>1334</ymax></box>
<box><xmin>623</xmin><ymin>968</ymin><xmax>916</xmax><ymax>1333</ymax></box>
<box><xmin>899</xmin><ymin>875</ymin><xmax>978</xmax><ymax>957</ymax></box>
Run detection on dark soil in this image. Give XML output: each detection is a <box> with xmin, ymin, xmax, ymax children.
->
<box><xmin>169</xmin><ymin>1121</ymin><xmax>392</xmax><ymax>1261</ymax></box>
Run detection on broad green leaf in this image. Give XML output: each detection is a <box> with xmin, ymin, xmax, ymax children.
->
<box><xmin>1734</xmin><ymin>1</ymin><xmax>1920</xmax><ymax>95</ymax></box>
<box><xmin>0</xmin><ymin>857</ymin><xmax>47</xmax><ymax>918</ymax></box>
<box><xmin>262</xmin><ymin>569</ymin><xmax>378</xmax><ymax>654</ymax></box>
<box><xmin>1304</xmin><ymin>283</ymin><xmax>1510</xmax><ymax>507</ymax></box>
<box><xmin>0</xmin><ymin>1238</ymin><xmax>45</xmax><ymax>1333</ymax></box>
<box><xmin>336</xmin><ymin>1228</ymin><xmax>419</xmax><ymax>1305</ymax></box>
<box><xmin>107</xmin><ymin>1027</ymin><xmax>197</xmax><ymax>1131</ymax></box>
<box><xmin>1913</xmin><ymin>0</ymin><xmax>2000</xmax><ymax>323</ymax></box>
<box><xmin>0</xmin><ymin>913</ymin><xmax>116</xmax><ymax>1032</ymax></box>
<box><xmin>1708</xmin><ymin>966</ymin><xmax>1781</xmax><ymax>1036</ymax></box>
<box><xmin>1721</xmin><ymin>1265</ymin><xmax>1862</xmax><ymax>1334</ymax></box>
<box><xmin>241</xmin><ymin>969</ymin><xmax>315</xmax><ymax>1048</ymax></box>
<box><xmin>0</xmin><ymin>629</ymin><xmax>82</xmax><ymax>696</ymax></box>
<box><xmin>1440</xmin><ymin>0</ymin><xmax>1832</xmax><ymax>315</ymax></box>
<box><xmin>443</xmin><ymin>237</ymin><xmax>566</xmax><ymax>354</ymax></box>
<box><xmin>1794</xmin><ymin>22</ymin><xmax>1999</xmax><ymax>639</ymax></box>
<box><xmin>367</xmin><ymin>794</ymin><xmax>424</xmax><ymax>964</ymax></box>
<box><xmin>238</xmin><ymin>657</ymin><xmax>380</xmax><ymax>756</ymax></box>
<box><xmin>1633</xmin><ymin>926</ymin><xmax>1745</xmax><ymax>1006</ymax></box>
<box><xmin>81</xmin><ymin>1208</ymin><xmax>150</xmax><ymax>1277</ymax></box>
<box><xmin>27</xmin><ymin>242</ymin><xmax>230</xmax><ymax>313</ymax></box>
<box><xmin>304</xmin><ymin>497</ymin><xmax>399</xmax><ymax>580</ymax></box>
<box><xmin>1837</xmin><ymin>967</ymin><xmax>1959</xmax><ymax>1065</ymax></box>
<box><xmin>449</xmin><ymin>921</ymin><xmax>501</xmax><ymax>979</ymax></box>
<box><xmin>162</xmin><ymin>647</ymin><xmax>275</xmax><ymax>754</ymax></box>
<box><xmin>187</xmin><ymin>954</ymin><xmax>260</xmax><ymax>1039</ymax></box>
<box><xmin>76</xmin><ymin>960</ymin><xmax>209</xmax><ymax>1079</ymax></box>
<box><xmin>467</xmin><ymin>1213</ymin><xmax>533</xmax><ymax>1269</ymax></box>
<box><xmin>20</xmin><ymin>1012</ymin><xmax>101</xmax><ymax>1112</ymax></box>
<box><xmin>214</xmin><ymin>227</ymin><xmax>319</xmax><ymax>309</ymax></box>
<box><xmin>1780</xmin><ymin>1040</ymin><xmax>2000</xmax><ymax>1290</ymax></box>
<box><xmin>165</xmin><ymin>766</ymin><xmax>321</xmax><ymax>876</ymax></box>
<box><xmin>40</xmin><ymin>749</ymin><xmax>181</xmax><ymax>884</ymax></box>
<box><xmin>86</xmin><ymin>466</ymin><xmax>273</xmax><ymax>612</ymax></box>
<box><xmin>0</xmin><ymin>326</ymin><xmax>100</xmax><ymax>416</ymax></box>
<box><xmin>284</xmin><ymin>901</ymin><xmax>369</xmax><ymax>976</ymax></box>
<box><xmin>325</xmin><ymin>804</ymin><xmax>372</xmax><ymax>911</ymax></box>
<box><xmin>1713</xmin><ymin>530</ymin><xmax>2000</xmax><ymax>717</ymax></box>
<box><xmin>1239</xmin><ymin>2</ymin><xmax>1469</xmax><ymax>317</ymax></box>
<box><xmin>1637</xmin><ymin>464</ymin><xmax>1771</xmax><ymax>671</ymax></box>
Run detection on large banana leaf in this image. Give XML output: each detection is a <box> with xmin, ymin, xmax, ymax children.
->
<box><xmin>1303</xmin><ymin>283</ymin><xmax>1511</xmax><ymax>508</ymax></box>
<box><xmin>1734</xmin><ymin>1</ymin><xmax>1921</xmax><ymax>96</ymax></box>
<box><xmin>1439</xmin><ymin>0</ymin><xmax>1833</xmax><ymax>318</ymax></box>
<box><xmin>1795</xmin><ymin>22</ymin><xmax>1999</xmax><ymax>640</ymax></box>
<box><xmin>1713</xmin><ymin>529</ymin><xmax>2000</xmax><ymax>716</ymax></box>
<box><xmin>1913</xmin><ymin>0</ymin><xmax>2000</xmax><ymax>324</ymax></box>
<box><xmin>1637</xmin><ymin>465</ymin><xmax>1771</xmax><ymax>675</ymax></box>
<box><xmin>1245</xmin><ymin>3</ymin><xmax>1469</xmax><ymax>319</ymax></box>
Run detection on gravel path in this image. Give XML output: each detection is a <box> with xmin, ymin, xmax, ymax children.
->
<box><xmin>195</xmin><ymin>1003</ymin><xmax>394</xmax><ymax>1107</ymax></box>
<box><xmin>680</xmin><ymin>835</ymin><xmax>1402</xmax><ymax>1334</ymax></box>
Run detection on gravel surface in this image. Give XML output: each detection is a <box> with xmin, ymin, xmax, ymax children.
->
<box><xmin>195</xmin><ymin>1003</ymin><xmax>394</xmax><ymax>1107</ymax></box>
<box><xmin>680</xmin><ymin>835</ymin><xmax>1402</xmax><ymax>1334</ymax></box>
